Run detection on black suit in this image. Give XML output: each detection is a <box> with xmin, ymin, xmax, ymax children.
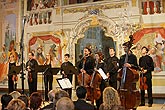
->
<box><xmin>139</xmin><ymin>55</ymin><xmax>154</xmax><ymax>105</ymax></box>
<box><xmin>42</xmin><ymin>102</ymin><xmax>53</xmax><ymax>110</ymax></box>
<box><xmin>61</xmin><ymin>61</ymin><xmax>74</xmax><ymax>98</ymax></box>
<box><xmin>26</xmin><ymin>59</ymin><xmax>38</xmax><ymax>95</ymax></box>
<box><xmin>74</xmin><ymin>99</ymin><xmax>95</xmax><ymax>110</ymax></box>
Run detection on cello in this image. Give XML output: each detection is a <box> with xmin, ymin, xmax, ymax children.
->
<box><xmin>77</xmin><ymin>54</ymin><xmax>102</xmax><ymax>104</ymax></box>
<box><xmin>118</xmin><ymin>35</ymin><xmax>140</xmax><ymax>110</ymax></box>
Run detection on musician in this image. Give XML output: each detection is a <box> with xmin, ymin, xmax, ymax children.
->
<box><xmin>118</xmin><ymin>41</ymin><xmax>139</xmax><ymax>110</ymax></box>
<box><xmin>8</xmin><ymin>53</ymin><xmax>17</xmax><ymax>93</ymax></box>
<box><xmin>139</xmin><ymin>46</ymin><xmax>154</xmax><ymax>107</ymax></box>
<box><xmin>44</xmin><ymin>53</ymin><xmax>53</xmax><ymax>101</ymax></box>
<box><xmin>106</xmin><ymin>48</ymin><xmax>119</xmax><ymax>89</ymax></box>
<box><xmin>60</xmin><ymin>53</ymin><xmax>74</xmax><ymax>98</ymax></box>
<box><xmin>78</xmin><ymin>47</ymin><xmax>95</xmax><ymax>76</ymax></box>
<box><xmin>94</xmin><ymin>52</ymin><xmax>107</xmax><ymax>109</ymax></box>
<box><xmin>26</xmin><ymin>52</ymin><xmax>38</xmax><ymax>95</ymax></box>
<box><xmin>119</xmin><ymin>42</ymin><xmax>138</xmax><ymax>71</ymax></box>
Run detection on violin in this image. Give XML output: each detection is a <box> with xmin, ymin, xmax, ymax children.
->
<box><xmin>139</xmin><ymin>68</ymin><xmax>148</xmax><ymax>90</ymax></box>
<box><xmin>27</xmin><ymin>66</ymin><xmax>33</xmax><ymax>82</ymax></box>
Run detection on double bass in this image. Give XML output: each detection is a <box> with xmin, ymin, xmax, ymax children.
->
<box><xmin>118</xmin><ymin>35</ymin><xmax>140</xmax><ymax>110</ymax></box>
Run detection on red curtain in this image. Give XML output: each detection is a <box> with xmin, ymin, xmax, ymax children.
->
<box><xmin>133</xmin><ymin>27</ymin><xmax>165</xmax><ymax>43</ymax></box>
<box><xmin>29</xmin><ymin>35</ymin><xmax>61</xmax><ymax>46</ymax></box>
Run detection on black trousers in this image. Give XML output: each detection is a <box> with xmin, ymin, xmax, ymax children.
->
<box><xmin>8</xmin><ymin>75</ymin><xmax>15</xmax><ymax>93</ymax></box>
<box><xmin>140</xmin><ymin>77</ymin><xmax>153</xmax><ymax>104</ymax></box>
<box><xmin>28</xmin><ymin>76</ymin><xmax>37</xmax><ymax>95</ymax></box>
<box><xmin>44</xmin><ymin>75</ymin><xmax>53</xmax><ymax>101</ymax></box>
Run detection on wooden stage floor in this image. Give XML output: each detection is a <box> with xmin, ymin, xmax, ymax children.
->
<box><xmin>137</xmin><ymin>104</ymin><xmax>165</xmax><ymax>110</ymax></box>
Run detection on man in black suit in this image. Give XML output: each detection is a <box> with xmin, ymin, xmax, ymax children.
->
<box><xmin>42</xmin><ymin>90</ymin><xmax>56</xmax><ymax>110</ymax></box>
<box><xmin>74</xmin><ymin>86</ymin><xmax>95</xmax><ymax>110</ymax></box>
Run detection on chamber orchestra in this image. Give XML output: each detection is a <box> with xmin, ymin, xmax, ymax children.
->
<box><xmin>4</xmin><ymin>35</ymin><xmax>155</xmax><ymax>110</ymax></box>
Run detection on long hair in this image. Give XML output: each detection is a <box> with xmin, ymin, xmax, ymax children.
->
<box><xmin>102</xmin><ymin>87</ymin><xmax>121</xmax><ymax>110</ymax></box>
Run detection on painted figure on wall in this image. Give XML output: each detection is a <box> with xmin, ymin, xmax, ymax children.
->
<box><xmin>133</xmin><ymin>28</ymin><xmax>165</xmax><ymax>73</ymax></box>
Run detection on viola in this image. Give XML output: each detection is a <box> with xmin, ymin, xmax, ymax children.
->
<box><xmin>139</xmin><ymin>68</ymin><xmax>148</xmax><ymax>90</ymax></box>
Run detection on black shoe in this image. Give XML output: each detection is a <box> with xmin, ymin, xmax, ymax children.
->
<box><xmin>148</xmin><ymin>104</ymin><xmax>152</xmax><ymax>107</ymax></box>
<box><xmin>139</xmin><ymin>103</ymin><xmax>145</xmax><ymax>106</ymax></box>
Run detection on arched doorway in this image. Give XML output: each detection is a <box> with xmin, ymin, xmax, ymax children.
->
<box><xmin>75</xmin><ymin>26</ymin><xmax>115</xmax><ymax>63</ymax></box>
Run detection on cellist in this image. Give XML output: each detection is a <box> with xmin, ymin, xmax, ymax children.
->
<box><xmin>77</xmin><ymin>47</ymin><xmax>95</xmax><ymax>100</ymax></box>
<box><xmin>139</xmin><ymin>46</ymin><xmax>154</xmax><ymax>107</ymax></box>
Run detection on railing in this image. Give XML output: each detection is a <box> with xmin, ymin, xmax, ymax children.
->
<box><xmin>141</xmin><ymin>0</ymin><xmax>163</xmax><ymax>15</ymax></box>
<box><xmin>26</xmin><ymin>8</ymin><xmax>53</xmax><ymax>26</ymax></box>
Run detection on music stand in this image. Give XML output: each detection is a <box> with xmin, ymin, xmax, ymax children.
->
<box><xmin>62</xmin><ymin>65</ymin><xmax>79</xmax><ymax>75</ymax></box>
<box><xmin>56</xmin><ymin>78</ymin><xmax>73</xmax><ymax>90</ymax></box>
<box><xmin>50</xmin><ymin>67</ymin><xmax>60</xmax><ymax>75</ymax></box>
<box><xmin>37</xmin><ymin>65</ymin><xmax>50</xmax><ymax>102</ymax></box>
<box><xmin>9</xmin><ymin>65</ymin><xmax>22</xmax><ymax>75</ymax></box>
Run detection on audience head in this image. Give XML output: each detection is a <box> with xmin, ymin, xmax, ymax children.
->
<box><xmin>103</xmin><ymin>87</ymin><xmax>121</xmax><ymax>107</ymax></box>
<box><xmin>76</xmin><ymin>86</ymin><xmax>87</xmax><ymax>99</ymax></box>
<box><xmin>53</xmin><ymin>90</ymin><xmax>69</xmax><ymax>109</ymax></box>
<box><xmin>9</xmin><ymin>91</ymin><xmax>21</xmax><ymax>99</ymax></box>
<box><xmin>6</xmin><ymin>99</ymin><xmax>26</xmax><ymax>110</ymax></box>
<box><xmin>1</xmin><ymin>94</ymin><xmax>13</xmax><ymax>110</ymax></box>
<box><xmin>48</xmin><ymin>89</ymin><xmax>57</xmax><ymax>102</ymax></box>
<box><xmin>29</xmin><ymin>92</ymin><xmax>42</xmax><ymax>110</ymax></box>
<box><xmin>56</xmin><ymin>97</ymin><xmax>74</xmax><ymax>110</ymax></box>
<box><xmin>18</xmin><ymin>94</ymin><xmax>29</xmax><ymax>107</ymax></box>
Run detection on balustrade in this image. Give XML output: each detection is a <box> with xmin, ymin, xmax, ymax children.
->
<box><xmin>141</xmin><ymin>0</ymin><xmax>163</xmax><ymax>15</ymax></box>
<box><xmin>26</xmin><ymin>8</ymin><xmax>53</xmax><ymax>26</ymax></box>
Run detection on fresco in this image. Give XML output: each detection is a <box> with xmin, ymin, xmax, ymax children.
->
<box><xmin>132</xmin><ymin>28</ymin><xmax>165</xmax><ymax>73</ymax></box>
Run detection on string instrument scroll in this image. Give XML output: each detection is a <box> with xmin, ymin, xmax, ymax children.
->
<box><xmin>118</xmin><ymin>35</ymin><xmax>140</xmax><ymax>110</ymax></box>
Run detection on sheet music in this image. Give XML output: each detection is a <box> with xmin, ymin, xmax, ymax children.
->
<box><xmin>98</xmin><ymin>68</ymin><xmax>108</xmax><ymax>80</ymax></box>
<box><xmin>57</xmin><ymin>78</ymin><xmax>72</xmax><ymax>89</ymax></box>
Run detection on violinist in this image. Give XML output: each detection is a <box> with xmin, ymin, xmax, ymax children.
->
<box><xmin>139</xmin><ymin>46</ymin><xmax>154</xmax><ymax>107</ymax></box>
<box><xmin>60</xmin><ymin>53</ymin><xmax>74</xmax><ymax>98</ymax></box>
<box><xmin>44</xmin><ymin>53</ymin><xmax>53</xmax><ymax>101</ymax></box>
<box><xmin>26</xmin><ymin>52</ymin><xmax>38</xmax><ymax>95</ymax></box>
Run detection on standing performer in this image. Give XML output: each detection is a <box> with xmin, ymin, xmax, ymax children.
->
<box><xmin>139</xmin><ymin>46</ymin><xmax>154</xmax><ymax>107</ymax></box>
<box><xmin>94</xmin><ymin>52</ymin><xmax>107</xmax><ymax>109</ymax></box>
<box><xmin>118</xmin><ymin>36</ymin><xmax>140</xmax><ymax>110</ymax></box>
<box><xmin>8</xmin><ymin>53</ymin><xmax>17</xmax><ymax>93</ymax></box>
<box><xmin>106</xmin><ymin>48</ymin><xmax>119</xmax><ymax>89</ymax></box>
<box><xmin>77</xmin><ymin>47</ymin><xmax>101</xmax><ymax>105</ymax></box>
<box><xmin>60</xmin><ymin>54</ymin><xmax>74</xmax><ymax>98</ymax></box>
<box><xmin>26</xmin><ymin>52</ymin><xmax>38</xmax><ymax>95</ymax></box>
<box><xmin>44</xmin><ymin>53</ymin><xmax>53</xmax><ymax>101</ymax></box>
